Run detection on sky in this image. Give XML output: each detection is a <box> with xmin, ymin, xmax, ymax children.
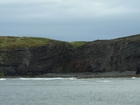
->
<box><xmin>0</xmin><ymin>0</ymin><xmax>140</xmax><ymax>41</ymax></box>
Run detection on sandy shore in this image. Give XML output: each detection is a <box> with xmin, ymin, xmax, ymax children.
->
<box><xmin>38</xmin><ymin>71</ymin><xmax>138</xmax><ymax>78</ymax></box>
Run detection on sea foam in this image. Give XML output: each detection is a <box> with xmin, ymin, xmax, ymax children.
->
<box><xmin>19</xmin><ymin>77</ymin><xmax>76</xmax><ymax>81</ymax></box>
<box><xmin>0</xmin><ymin>78</ymin><xmax>6</xmax><ymax>80</ymax></box>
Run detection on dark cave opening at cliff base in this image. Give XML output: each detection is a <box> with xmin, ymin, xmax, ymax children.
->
<box><xmin>136</xmin><ymin>64</ymin><xmax>140</xmax><ymax>74</ymax></box>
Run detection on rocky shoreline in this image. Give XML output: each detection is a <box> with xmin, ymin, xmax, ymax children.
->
<box><xmin>1</xmin><ymin>71</ymin><xmax>139</xmax><ymax>78</ymax></box>
<box><xmin>38</xmin><ymin>71</ymin><xmax>138</xmax><ymax>78</ymax></box>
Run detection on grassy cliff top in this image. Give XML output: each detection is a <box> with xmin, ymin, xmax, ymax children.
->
<box><xmin>0</xmin><ymin>36</ymin><xmax>89</xmax><ymax>49</ymax></box>
<box><xmin>0</xmin><ymin>36</ymin><xmax>62</xmax><ymax>49</ymax></box>
<box><xmin>113</xmin><ymin>34</ymin><xmax>140</xmax><ymax>41</ymax></box>
<box><xmin>69</xmin><ymin>41</ymin><xmax>88</xmax><ymax>48</ymax></box>
<box><xmin>0</xmin><ymin>34</ymin><xmax>139</xmax><ymax>49</ymax></box>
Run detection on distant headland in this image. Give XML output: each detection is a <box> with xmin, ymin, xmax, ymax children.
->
<box><xmin>0</xmin><ymin>34</ymin><xmax>140</xmax><ymax>77</ymax></box>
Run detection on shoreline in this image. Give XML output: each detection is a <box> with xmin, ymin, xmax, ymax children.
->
<box><xmin>1</xmin><ymin>71</ymin><xmax>140</xmax><ymax>78</ymax></box>
<box><xmin>38</xmin><ymin>71</ymin><xmax>139</xmax><ymax>78</ymax></box>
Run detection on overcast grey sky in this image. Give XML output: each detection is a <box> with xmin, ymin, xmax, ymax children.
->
<box><xmin>0</xmin><ymin>0</ymin><xmax>140</xmax><ymax>41</ymax></box>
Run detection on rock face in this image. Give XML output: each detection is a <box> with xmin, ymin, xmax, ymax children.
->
<box><xmin>0</xmin><ymin>42</ymin><xmax>74</xmax><ymax>76</ymax></box>
<box><xmin>69</xmin><ymin>36</ymin><xmax>140</xmax><ymax>74</ymax></box>
<box><xmin>0</xmin><ymin>34</ymin><xmax>140</xmax><ymax>76</ymax></box>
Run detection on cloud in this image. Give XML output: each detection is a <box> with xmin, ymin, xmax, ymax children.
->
<box><xmin>0</xmin><ymin>0</ymin><xmax>62</xmax><ymax>4</ymax></box>
<box><xmin>0</xmin><ymin>0</ymin><xmax>139</xmax><ymax>20</ymax></box>
<box><xmin>0</xmin><ymin>0</ymin><xmax>140</xmax><ymax>41</ymax></box>
<box><xmin>1</xmin><ymin>0</ymin><xmax>140</xmax><ymax>22</ymax></box>
<box><xmin>0</xmin><ymin>0</ymin><xmax>139</xmax><ymax>23</ymax></box>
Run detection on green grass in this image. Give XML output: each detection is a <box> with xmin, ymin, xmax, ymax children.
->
<box><xmin>0</xmin><ymin>36</ymin><xmax>89</xmax><ymax>49</ymax></box>
<box><xmin>69</xmin><ymin>41</ymin><xmax>88</xmax><ymax>48</ymax></box>
<box><xmin>113</xmin><ymin>34</ymin><xmax>140</xmax><ymax>41</ymax></box>
<box><xmin>0</xmin><ymin>36</ymin><xmax>62</xmax><ymax>49</ymax></box>
<box><xmin>1</xmin><ymin>34</ymin><xmax>139</xmax><ymax>49</ymax></box>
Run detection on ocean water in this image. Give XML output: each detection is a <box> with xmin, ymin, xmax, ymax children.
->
<box><xmin>0</xmin><ymin>77</ymin><xmax>140</xmax><ymax>105</ymax></box>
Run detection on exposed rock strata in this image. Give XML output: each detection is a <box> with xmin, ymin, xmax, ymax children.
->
<box><xmin>70</xmin><ymin>37</ymin><xmax>140</xmax><ymax>74</ymax></box>
<box><xmin>0</xmin><ymin>42</ymin><xmax>74</xmax><ymax>76</ymax></box>
<box><xmin>0</xmin><ymin>35</ymin><xmax>140</xmax><ymax>76</ymax></box>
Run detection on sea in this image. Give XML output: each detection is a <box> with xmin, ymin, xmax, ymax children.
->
<box><xmin>0</xmin><ymin>77</ymin><xmax>140</xmax><ymax>105</ymax></box>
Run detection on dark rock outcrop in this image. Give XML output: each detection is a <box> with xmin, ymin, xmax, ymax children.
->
<box><xmin>136</xmin><ymin>64</ymin><xmax>140</xmax><ymax>74</ymax></box>
<box><xmin>0</xmin><ymin>42</ymin><xmax>74</xmax><ymax>76</ymax></box>
<box><xmin>69</xmin><ymin>36</ymin><xmax>140</xmax><ymax>74</ymax></box>
<box><xmin>0</xmin><ymin>34</ymin><xmax>140</xmax><ymax>76</ymax></box>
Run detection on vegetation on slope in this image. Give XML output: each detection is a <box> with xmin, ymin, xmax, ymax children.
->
<box><xmin>1</xmin><ymin>34</ymin><xmax>139</xmax><ymax>49</ymax></box>
<box><xmin>113</xmin><ymin>34</ymin><xmax>140</xmax><ymax>41</ymax></box>
<box><xmin>0</xmin><ymin>36</ymin><xmax>89</xmax><ymax>49</ymax></box>
<box><xmin>69</xmin><ymin>41</ymin><xmax>89</xmax><ymax>48</ymax></box>
<box><xmin>0</xmin><ymin>36</ymin><xmax>62</xmax><ymax>49</ymax></box>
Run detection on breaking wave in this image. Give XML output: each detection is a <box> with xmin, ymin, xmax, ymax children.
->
<box><xmin>19</xmin><ymin>77</ymin><xmax>76</xmax><ymax>81</ymax></box>
<box><xmin>97</xmin><ymin>80</ymin><xmax>112</xmax><ymax>83</ymax></box>
<box><xmin>131</xmin><ymin>77</ymin><xmax>136</xmax><ymax>80</ymax></box>
<box><xmin>0</xmin><ymin>78</ymin><xmax>6</xmax><ymax>80</ymax></box>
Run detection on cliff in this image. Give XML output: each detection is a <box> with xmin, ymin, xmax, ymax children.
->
<box><xmin>69</xmin><ymin>35</ymin><xmax>140</xmax><ymax>74</ymax></box>
<box><xmin>0</xmin><ymin>34</ymin><xmax>140</xmax><ymax>77</ymax></box>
